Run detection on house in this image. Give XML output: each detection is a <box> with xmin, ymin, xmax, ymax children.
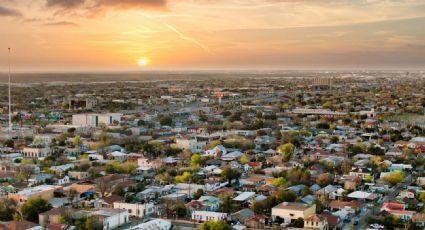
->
<box><xmin>398</xmin><ymin>190</ymin><xmax>415</xmax><ymax>199</ymax></box>
<box><xmin>304</xmin><ymin>214</ymin><xmax>329</xmax><ymax>230</ymax></box>
<box><xmin>68</xmin><ymin>171</ymin><xmax>90</xmax><ymax>180</ymax></box>
<box><xmin>380</xmin><ymin>202</ymin><xmax>415</xmax><ymax>221</ymax></box>
<box><xmin>349</xmin><ymin>167</ymin><xmax>373</xmax><ymax>180</ymax></box>
<box><xmin>39</xmin><ymin>207</ymin><xmax>73</xmax><ymax>227</ymax></box>
<box><xmin>328</xmin><ymin>200</ymin><xmax>362</xmax><ymax>212</ymax></box>
<box><xmin>221</xmin><ymin>150</ymin><xmax>243</xmax><ymax>161</ymax></box>
<box><xmin>0</xmin><ymin>220</ymin><xmax>42</xmax><ymax>230</ymax></box>
<box><xmin>412</xmin><ymin>213</ymin><xmax>425</xmax><ymax>228</ymax></box>
<box><xmin>53</xmin><ymin>175</ymin><xmax>70</xmax><ymax>185</ymax></box>
<box><xmin>113</xmin><ymin>201</ymin><xmax>156</xmax><ymax>218</ymax></box>
<box><xmin>244</xmin><ymin>214</ymin><xmax>267</xmax><ymax>229</ymax></box>
<box><xmin>191</xmin><ymin>211</ymin><xmax>228</xmax><ymax>222</ymax></box>
<box><xmin>22</xmin><ymin>147</ymin><xmax>51</xmax><ymax>158</ymax></box>
<box><xmin>8</xmin><ymin>185</ymin><xmax>58</xmax><ymax>203</ymax></box>
<box><xmin>129</xmin><ymin>219</ymin><xmax>172</xmax><ymax>230</ymax></box>
<box><xmin>98</xmin><ymin>195</ymin><xmax>124</xmax><ymax>208</ymax></box>
<box><xmin>91</xmin><ymin>208</ymin><xmax>129</xmax><ymax>230</ymax></box>
<box><xmin>198</xmin><ymin>196</ymin><xmax>220</xmax><ymax>211</ymax></box>
<box><xmin>271</xmin><ymin>202</ymin><xmax>316</xmax><ymax>223</ymax></box>
<box><xmin>230</xmin><ymin>208</ymin><xmax>255</xmax><ymax>223</ymax></box>
<box><xmin>50</xmin><ymin>164</ymin><xmax>75</xmax><ymax>175</ymax></box>
<box><xmin>109</xmin><ymin>151</ymin><xmax>127</xmax><ymax>162</ymax></box>
<box><xmin>175</xmin><ymin>136</ymin><xmax>206</xmax><ymax>153</ymax></box>
<box><xmin>204</xmin><ymin>145</ymin><xmax>227</xmax><ymax>157</ymax></box>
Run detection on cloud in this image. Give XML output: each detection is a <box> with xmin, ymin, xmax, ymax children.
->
<box><xmin>0</xmin><ymin>6</ymin><xmax>22</xmax><ymax>17</ymax></box>
<box><xmin>96</xmin><ymin>0</ymin><xmax>167</xmax><ymax>10</ymax></box>
<box><xmin>46</xmin><ymin>0</ymin><xmax>85</xmax><ymax>8</ymax></box>
<box><xmin>45</xmin><ymin>0</ymin><xmax>167</xmax><ymax>12</ymax></box>
<box><xmin>43</xmin><ymin>21</ymin><xmax>78</xmax><ymax>26</ymax></box>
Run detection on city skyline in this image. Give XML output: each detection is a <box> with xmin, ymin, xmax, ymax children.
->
<box><xmin>1</xmin><ymin>0</ymin><xmax>425</xmax><ymax>71</ymax></box>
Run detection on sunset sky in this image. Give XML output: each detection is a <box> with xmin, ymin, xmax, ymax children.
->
<box><xmin>0</xmin><ymin>0</ymin><xmax>425</xmax><ymax>71</ymax></box>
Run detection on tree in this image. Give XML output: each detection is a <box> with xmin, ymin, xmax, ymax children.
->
<box><xmin>191</xmin><ymin>154</ymin><xmax>201</xmax><ymax>168</ymax></box>
<box><xmin>96</xmin><ymin>176</ymin><xmax>113</xmax><ymax>198</ymax></box>
<box><xmin>341</xmin><ymin>160</ymin><xmax>352</xmax><ymax>175</ymax></box>
<box><xmin>71</xmin><ymin>135</ymin><xmax>82</xmax><ymax>146</ymax></box>
<box><xmin>292</xmin><ymin>218</ymin><xmax>304</xmax><ymax>228</ymax></box>
<box><xmin>239</xmin><ymin>154</ymin><xmax>250</xmax><ymax>165</ymax></box>
<box><xmin>193</xmin><ymin>189</ymin><xmax>204</xmax><ymax>200</ymax></box>
<box><xmin>85</xmin><ymin>216</ymin><xmax>102</xmax><ymax>230</ymax></box>
<box><xmin>382</xmin><ymin>171</ymin><xmax>405</xmax><ymax>185</ymax></box>
<box><xmin>3</xmin><ymin>139</ymin><xmax>14</xmax><ymax>148</ymax></box>
<box><xmin>21</xmin><ymin>198</ymin><xmax>52</xmax><ymax>222</ymax></box>
<box><xmin>278</xmin><ymin>143</ymin><xmax>295</xmax><ymax>162</ymax></box>
<box><xmin>316</xmin><ymin>173</ymin><xmax>334</xmax><ymax>186</ymax></box>
<box><xmin>197</xmin><ymin>220</ymin><xmax>232</xmax><ymax>230</ymax></box>
<box><xmin>17</xmin><ymin>165</ymin><xmax>33</xmax><ymax>183</ymax></box>
<box><xmin>173</xmin><ymin>203</ymin><xmax>187</xmax><ymax>218</ymax></box>
<box><xmin>159</xmin><ymin>116</ymin><xmax>173</xmax><ymax>126</ymax></box>
<box><xmin>65</xmin><ymin>188</ymin><xmax>79</xmax><ymax>208</ymax></box>
<box><xmin>175</xmin><ymin>172</ymin><xmax>192</xmax><ymax>183</ymax></box>
<box><xmin>0</xmin><ymin>198</ymin><xmax>16</xmax><ymax>221</ymax></box>
<box><xmin>271</xmin><ymin>177</ymin><xmax>287</xmax><ymax>187</ymax></box>
<box><xmin>221</xmin><ymin>166</ymin><xmax>241</xmax><ymax>185</ymax></box>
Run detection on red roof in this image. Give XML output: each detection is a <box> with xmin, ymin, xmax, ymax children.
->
<box><xmin>381</xmin><ymin>202</ymin><xmax>404</xmax><ymax>211</ymax></box>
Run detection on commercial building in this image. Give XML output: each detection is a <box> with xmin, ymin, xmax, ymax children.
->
<box><xmin>271</xmin><ymin>202</ymin><xmax>316</xmax><ymax>223</ymax></box>
<box><xmin>72</xmin><ymin>113</ymin><xmax>122</xmax><ymax>127</ymax></box>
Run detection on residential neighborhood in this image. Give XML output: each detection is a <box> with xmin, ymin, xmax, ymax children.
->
<box><xmin>0</xmin><ymin>73</ymin><xmax>425</xmax><ymax>230</ymax></box>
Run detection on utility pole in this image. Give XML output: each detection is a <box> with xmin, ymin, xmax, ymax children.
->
<box><xmin>8</xmin><ymin>48</ymin><xmax>12</xmax><ymax>133</ymax></box>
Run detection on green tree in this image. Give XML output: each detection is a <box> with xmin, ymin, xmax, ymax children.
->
<box><xmin>239</xmin><ymin>154</ymin><xmax>250</xmax><ymax>164</ymax></box>
<box><xmin>0</xmin><ymin>198</ymin><xmax>16</xmax><ymax>221</ymax></box>
<box><xmin>159</xmin><ymin>116</ymin><xmax>173</xmax><ymax>126</ymax></box>
<box><xmin>197</xmin><ymin>220</ymin><xmax>232</xmax><ymax>230</ymax></box>
<box><xmin>221</xmin><ymin>166</ymin><xmax>241</xmax><ymax>185</ymax></box>
<box><xmin>21</xmin><ymin>198</ymin><xmax>52</xmax><ymax>222</ymax></box>
<box><xmin>382</xmin><ymin>171</ymin><xmax>405</xmax><ymax>185</ymax></box>
<box><xmin>191</xmin><ymin>154</ymin><xmax>201</xmax><ymax>168</ymax></box>
<box><xmin>278</xmin><ymin>143</ymin><xmax>295</xmax><ymax>162</ymax></box>
<box><xmin>175</xmin><ymin>171</ymin><xmax>192</xmax><ymax>183</ymax></box>
<box><xmin>193</xmin><ymin>189</ymin><xmax>204</xmax><ymax>200</ymax></box>
<box><xmin>272</xmin><ymin>177</ymin><xmax>287</xmax><ymax>187</ymax></box>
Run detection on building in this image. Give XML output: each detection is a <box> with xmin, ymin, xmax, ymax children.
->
<box><xmin>129</xmin><ymin>219</ymin><xmax>171</xmax><ymax>230</ymax></box>
<box><xmin>39</xmin><ymin>207</ymin><xmax>72</xmax><ymax>227</ymax></box>
<box><xmin>91</xmin><ymin>208</ymin><xmax>129</xmax><ymax>230</ymax></box>
<box><xmin>271</xmin><ymin>202</ymin><xmax>316</xmax><ymax>223</ymax></box>
<box><xmin>175</xmin><ymin>136</ymin><xmax>206</xmax><ymax>153</ymax></box>
<box><xmin>113</xmin><ymin>201</ymin><xmax>156</xmax><ymax>218</ymax></box>
<box><xmin>8</xmin><ymin>185</ymin><xmax>58</xmax><ymax>203</ymax></box>
<box><xmin>191</xmin><ymin>211</ymin><xmax>228</xmax><ymax>222</ymax></box>
<box><xmin>68</xmin><ymin>171</ymin><xmax>90</xmax><ymax>180</ymax></box>
<box><xmin>22</xmin><ymin>147</ymin><xmax>51</xmax><ymax>158</ymax></box>
<box><xmin>72</xmin><ymin>113</ymin><xmax>122</xmax><ymax>127</ymax></box>
<box><xmin>304</xmin><ymin>214</ymin><xmax>329</xmax><ymax>230</ymax></box>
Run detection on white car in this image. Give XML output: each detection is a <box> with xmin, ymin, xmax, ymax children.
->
<box><xmin>369</xmin><ymin>223</ymin><xmax>384</xmax><ymax>229</ymax></box>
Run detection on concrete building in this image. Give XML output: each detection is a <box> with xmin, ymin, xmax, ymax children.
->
<box><xmin>304</xmin><ymin>214</ymin><xmax>329</xmax><ymax>230</ymax></box>
<box><xmin>191</xmin><ymin>211</ymin><xmax>228</xmax><ymax>222</ymax></box>
<box><xmin>72</xmin><ymin>113</ymin><xmax>122</xmax><ymax>127</ymax></box>
<box><xmin>129</xmin><ymin>219</ymin><xmax>171</xmax><ymax>230</ymax></box>
<box><xmin>22</xmin><ymin>147</ymin><xmax>51</xmax><ymax>158</ymax></box>
<box><xmin>271</xmin><ymin>202</ymin><xmax>316</xmax><ymax>223</ymax></box>
<box><xmin>8</xmin><ymin>185</ymin><xmax>58</xmax><ymax>203</ymax></box>
<box><xmin>113</xmin><ymin>201</ymin><xmax>156</xmax><ymax>218</ymax></box>
<box><xmin>92</xmin><ymin>208</ymin><xmax>129</xmax><ymax>230</ymax></box>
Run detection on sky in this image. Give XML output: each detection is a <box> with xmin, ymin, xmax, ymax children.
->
<box><xmin>0</xmin><ymin>0</ymin><xmax>425</xmax><ymax>71</ymax></box>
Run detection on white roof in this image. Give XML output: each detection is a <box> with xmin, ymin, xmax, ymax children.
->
<box><xmin>233</xmin><ymin>192</ymin><xmax>256</xmax><ymax>201</ymax></box>
<box><xmin>347</xmin><ymin>191</ymin><xmax>372</xmax><ymax>199</ymax></box>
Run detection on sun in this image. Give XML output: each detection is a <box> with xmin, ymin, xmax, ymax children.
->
<box><xmin>137</xmin><ymin>57</ymin><xmax>150</xmax><ymax>67</ymax></box>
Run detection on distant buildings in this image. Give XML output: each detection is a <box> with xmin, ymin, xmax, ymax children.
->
<box><xmin>72</xmin><ymin>113</ymin><xmax>122</xmax><ymax>127</ymax></box>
